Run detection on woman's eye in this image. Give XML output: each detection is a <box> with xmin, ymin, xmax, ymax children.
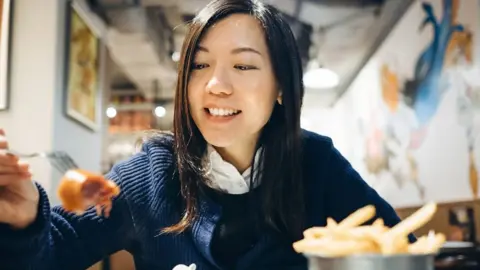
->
<box><xmin>192</xmin><ymin>63</ymin><xmax>208</xmax><ymax>70</ymax></box>
<box><xmin>234</xmin><ymin>65</ymin><xmax>257</xmax><ymax>71</ymax></box>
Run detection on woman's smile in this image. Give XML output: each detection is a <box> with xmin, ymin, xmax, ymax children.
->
<box><xmin>203</xmin><ymin>107</ymin><xmax>242</xmax><ymax>124</ymax></box>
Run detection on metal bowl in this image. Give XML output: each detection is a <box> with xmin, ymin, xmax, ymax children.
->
<box><xmin>306</xmin><ymin>253</ymin><xmax>435</xmax><ymax>270</ymax></box>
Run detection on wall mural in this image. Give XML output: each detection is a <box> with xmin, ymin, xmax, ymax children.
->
<box><xmin>358</xmin><ymin>0</ymin><xmax>480</xmax><ymax>206</ymax></box>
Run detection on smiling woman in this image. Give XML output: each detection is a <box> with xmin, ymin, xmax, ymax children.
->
<box><xmin>188</xmin><ymin>14</ymin><xmax>279</xmax><ymax>151</ymax></box>
<box><xmin>0</xmin><ymin>0</ymin><xmax>408</xmax><ymax>270</ymax></box>
<box><xmin>188</xmin><ymin>17</ymin><xmax>281</xmax><ymax>171</ymax></box>
<box><xmin>170</xmin><ymin>0</ymin><xmax>306</xmax><ymax>241</ymax></box>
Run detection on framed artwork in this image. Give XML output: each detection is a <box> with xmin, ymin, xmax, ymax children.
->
<box><xmin>64</xmin><ymin>1</ymin><xmax>102</xmax><ymax>130</ymax></box>
<box><xmin>0</xmin><ymin>0</ymin><xmax>13</xmax><ymax>111</ymax></box>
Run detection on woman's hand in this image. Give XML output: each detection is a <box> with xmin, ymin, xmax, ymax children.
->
<box><xmin>0</xmin><ymin>129</ymin><xmax>39</xmax><ymax>229</ymax></box>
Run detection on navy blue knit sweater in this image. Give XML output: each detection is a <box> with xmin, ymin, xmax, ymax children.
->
<box><xmin>0</xmin><ymin>131</ymin><xmax>407</xmax><ymax>270</ymax></box>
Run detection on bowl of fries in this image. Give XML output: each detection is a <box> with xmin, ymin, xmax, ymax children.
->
<box><xmin>293</xmin><ymin>202</ymin><xmax>446</xmax><ymax>270</ymax></box>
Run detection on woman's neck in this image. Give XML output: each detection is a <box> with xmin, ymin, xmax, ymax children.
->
<box><xmin>214</xmin><ymin>140</ymin><xmax>258</xmax><ymax>174</ymax></box>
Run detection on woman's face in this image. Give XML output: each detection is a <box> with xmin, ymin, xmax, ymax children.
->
<box><xmin>187</xmin><ymin>14</ymin><xmax>279</xmax><ymax>149</ymax></box>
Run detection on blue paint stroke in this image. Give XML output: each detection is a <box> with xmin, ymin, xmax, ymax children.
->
<box><xmin>405</xmin><ymin>0</ymin><xmax>464</xmax><ymax>125</ymax></box>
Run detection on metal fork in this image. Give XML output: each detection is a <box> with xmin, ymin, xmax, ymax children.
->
<box><xmin>3</xmin><ymin>149</ymin><xmax>79</xmax><ymax>173</ymax></box>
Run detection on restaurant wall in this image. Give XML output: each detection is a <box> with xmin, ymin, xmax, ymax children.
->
<box><xmin>303</xmin><ymin>0</ymin><xmax>480</xmax><ymax>208</ymax></box>
<box><xmin>0</xmin><ymin>0</ymin><xmax>60</xmax><ymax>191</ymax></box>
<box><xmin>0</xmin><ymin>0</ymin><xmax>109</xmax><ymax>203</ymax></box>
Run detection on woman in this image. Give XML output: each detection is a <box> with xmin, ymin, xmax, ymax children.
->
<box><xmin>0</xmin><ymin>0</ymin><xmax>409</xmax><ymax>269</ymax></box>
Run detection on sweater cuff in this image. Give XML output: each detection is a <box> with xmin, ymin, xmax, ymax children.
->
<box><xmin>0</xmin><ymin>182</ymin><xmax>51</xmax><ymax>252</ymax></box>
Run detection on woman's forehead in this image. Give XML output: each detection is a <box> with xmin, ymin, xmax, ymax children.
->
<box><xmin>198</xmin><ymin>14</ymin><xmax>266</xmax><ymax>50</ymax></box>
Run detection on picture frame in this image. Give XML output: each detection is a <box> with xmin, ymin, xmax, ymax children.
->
<box><xmin>63</xmin><ymin>1</ymin><xmax>102</xmax><ymax>131</ymax></box>
<box><xmin>0</xmin><ymin>0</ymin><xmax>13</xmax><ymax>111</ymax></box>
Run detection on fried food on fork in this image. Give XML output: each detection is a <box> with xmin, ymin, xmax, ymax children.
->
<box><xmin>57</xmin><ymin>169</ymin><xmax>120</xmax><ymax>217</ymax></box>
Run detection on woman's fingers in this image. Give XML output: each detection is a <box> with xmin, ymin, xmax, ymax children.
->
<box><xmin>0</xmin><ymin>139</ymin><xmax>7</xmax><ymax>149</ymax></box>
<box><xmin>0</xmin><ymin>133</ymin><xmax>8</xmax><ymax>150</ymax></box>
<box><xmin>0</xmin><ymin>130</ymin><xmax>16</xmax><ymax>166</ymax></box>
<box><xmin>17</xmin><ymin>160</ymin><xmax>30</xmax><ymax>171</ymax></box>
<box><xmin>0</xmin><ymin>164</ymin><xmax>22</xmax><ymax>174</ymax></box>
<box><xmin>0</xmin><ymin>174</ymin><xmax>24</xmax><ymax>185</ymax></box>
<box><xmin>0</xmin><ymin>169</ymin><xmax>31</xmax><ymax>185</ymax></box>
<box><xmin>0</xmin><ymin>153</ymin><xmax>18</xmax><ymax>166</ymax></box>
<box><xmin>0</xmin><ymin>131</ymin><xmax>18</xmax><ymax>166</ymax></box>
<box><xmin>0</xmin><ymin>158</ymin><xmax>31</xmax><ymax>184</ymax></box>
<box><xmin>0</xmin><ymin>130</ymin><xmax>32</xmax><ymax>183</ymax></box>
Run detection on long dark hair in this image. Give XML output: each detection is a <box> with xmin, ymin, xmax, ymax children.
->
<box><xmin>163</xmin><ymin>0</ymin><xmax>305</xmax><ymax>240</ymax></box>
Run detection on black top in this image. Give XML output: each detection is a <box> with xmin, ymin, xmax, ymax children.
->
<box><xmin>201</xmin><ymin>184</ymin><xmax>262</xmax><ymax>269</ymax></box>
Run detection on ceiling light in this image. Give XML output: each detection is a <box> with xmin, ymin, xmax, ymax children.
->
<box><xmin>303</xmin><ymin>59</ymin><xmax>340</xmax><ymax>89</ymax></box>
<box><xmin>106</xmin><ymin>107</ymin><xmax>117</xmax><ymax>118</ymax></box>
<box><xmin>303</xmin><ymin>67</ymin><xmax>340</xmax><ymax>89</ymax></box>
<box><xmin>154</xmin><ymin>106</ymin><xmax>166</xmax><ymax>118</ymax></box>
<box><xmin>171</xmin><ymin>52</ymin><xmax>180</xmax><ymax>62</ymax></box>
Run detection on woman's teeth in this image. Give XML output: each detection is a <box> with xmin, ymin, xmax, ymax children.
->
<box><xmin>207</xmin><ymin>108</ymin><xmax>240</xmax><ymax>116</ymax></box>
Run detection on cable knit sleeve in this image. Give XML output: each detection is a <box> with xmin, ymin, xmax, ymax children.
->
<box><xmin>0</xmin><ymin>164</ymin><xmax>137</xmax><ymax>270</ymax></box>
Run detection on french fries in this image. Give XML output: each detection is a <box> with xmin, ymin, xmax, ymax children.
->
<box><xmin>293</xmin><ymin>202</ymin><xmax>446</xmax><ymax>257</ymax></box>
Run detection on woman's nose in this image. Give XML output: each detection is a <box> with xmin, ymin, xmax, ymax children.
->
<box><xmin>206</xmin><ymin>68</ymin><xmax>233</xmax><ymax>96</ymax></box>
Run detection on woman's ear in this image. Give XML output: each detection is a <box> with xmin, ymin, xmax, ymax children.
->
<box><xmin>277</xmin><ymin>92</ymin><xmax>283</xmax><ymax>105</ymax></box>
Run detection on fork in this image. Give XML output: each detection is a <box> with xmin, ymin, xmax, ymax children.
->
<box><xmin>2</xmin><ymin>149</ymin><xmax>79</xmax><ymax>173</ymax></box>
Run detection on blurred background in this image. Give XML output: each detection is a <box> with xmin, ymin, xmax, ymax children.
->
<box><xmin>0</xmin><ymin>0</ymin><xmax>479</xmax><ymax>269</ymax></box>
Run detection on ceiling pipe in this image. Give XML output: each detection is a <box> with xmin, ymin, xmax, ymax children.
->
<box><xmin>86</xmin><ymin>0</ymin><xmax>142</xmax><ymax>24</ymax></box>
<box><xmin>88</xmin><ymin>0</ymin><xmax>140</xmax><ymax>10</ymax></box>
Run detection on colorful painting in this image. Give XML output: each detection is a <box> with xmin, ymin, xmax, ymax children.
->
<box><xmin>0</xmin><ymin>0</ymin><xmax>12</xmax><ymax>111</ymax></box>
<box><xmin>64</xmin><ymin>2</ymin><xmax>101</xmax><ymax>130</ymax></box>
<box><xmin>359</xmin><ymin>0</ymin><xmax>480</xmax><ymax>205</ymax></box>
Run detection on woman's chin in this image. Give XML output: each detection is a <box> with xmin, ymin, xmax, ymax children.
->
<box><xmin>203</xmin><ymin>137</ymin><xmax>235</xmax><ymax>148</ymax></box>
<box><xmin>201</xmin><ymin>132</ymin><xmax>237</xmax><ymax>148</ymax></box>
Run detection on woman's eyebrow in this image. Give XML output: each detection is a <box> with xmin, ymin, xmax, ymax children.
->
<box><xmin>196</xmin><ymin>45</ymin><xmax>209</xmax><ymax>53</ymax></box>
<box><xmin>231</xmin><ymin>47</ymin><xmax>262</xmax><ymax>56</ymax></box>
<box><xmin>195</xmin><ymin>45</ymin><xmax>262</xmax><ymax>56</ymax></box>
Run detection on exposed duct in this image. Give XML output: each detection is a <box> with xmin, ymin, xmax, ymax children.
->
<box><xmin>105</xmin><ymin>8</ymin><xmax>147</xmax><ymax>33</ymax></box>
<box><xmin>87</xmin><ymin>0</ymin><xmax>179</xmax><ymax>99</ymax></box>
<box><xmin>87</xmin><ymin>0</ymin><xmax>140</xmax><ymax>10</ymax></box>
<box><xmin>145</xmin><ymin>7</ymin><xmax>176</xmax><ymax>63</ymax></box>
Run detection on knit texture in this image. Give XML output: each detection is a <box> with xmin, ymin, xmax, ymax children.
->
<box><xmin>0</xmin><ymin>130</ymin><xmax>408</xmax><ymax>270</ymax></box>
